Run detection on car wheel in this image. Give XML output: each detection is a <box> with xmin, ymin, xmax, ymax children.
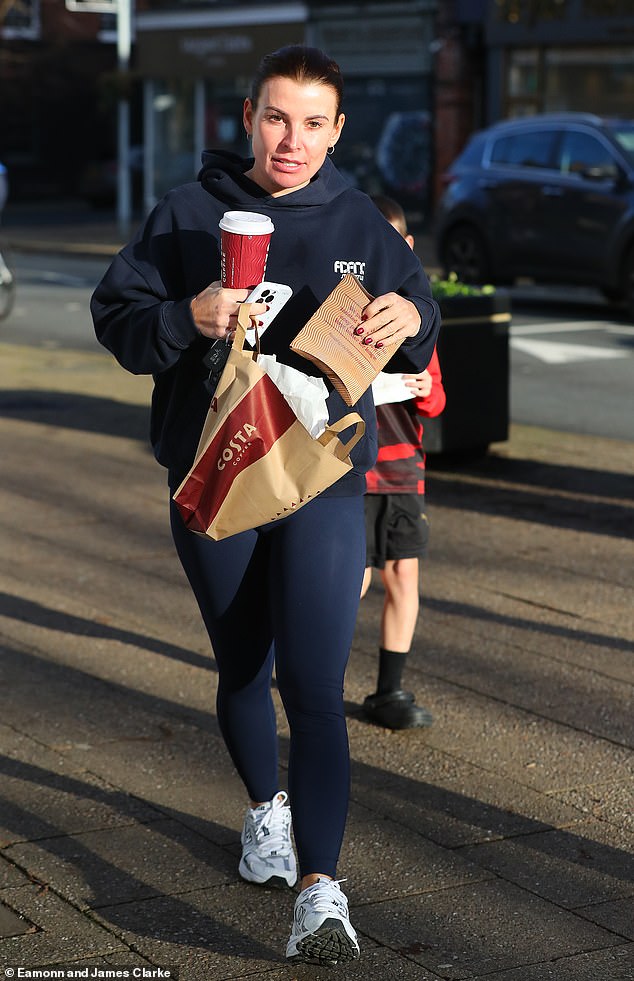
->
<box><xmin>621</xmin><ymin>246</ymin><xmax>634</xmax><ymax>321</ymax></box>
<box><xmin>441</xmin><ymin>224</ymin><xmax>491</xmax><ymax>285</ymax></box>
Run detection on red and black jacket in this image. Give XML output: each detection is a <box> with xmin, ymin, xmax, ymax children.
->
<box><xmin>366</xmin><ymin>347</ymin><xmax>445</xmax><ymax>496</ymax></box>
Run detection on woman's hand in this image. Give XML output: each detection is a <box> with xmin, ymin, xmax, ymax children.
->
<box><xmin>356</xmin><ymin>293</ymin><xmax>421</xmax><ymax>349</ymax></box>
<box><xmin>190</xmin><ymin>282</ymin><xmax>268</xmax><ymax>340</ymax></box>
<box><xmin>402</xmin><ymin>369</ymin><xmax>432</xmax><ymax>399</ymax></box>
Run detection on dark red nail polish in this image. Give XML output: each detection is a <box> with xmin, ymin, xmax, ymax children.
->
<box><xmin>363</xmin><ymin>336</ymin><xmax>373</xmax><ymax>345</ymax></box>
<box><xmin>354</xmin><ymin>326</ymin><xmax>365</xmax><ymax>336</ymax></box>
<box><xmin>375</xmin><ymin>341</ymin><xmax>384</xmax><ymax>349</ymax></box>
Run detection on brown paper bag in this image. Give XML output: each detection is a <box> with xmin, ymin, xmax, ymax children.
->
<box><xmin>290</xmin><ymin>273</ymin><xmax>404</xmax><ymax>406</ymax></box>
<box><xmin>173</xmin><ymin>304</ymin><xmax>365</xmax><ymax>541</ymax></box>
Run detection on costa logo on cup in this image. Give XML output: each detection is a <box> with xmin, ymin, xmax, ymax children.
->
<box><xmin>219</xmin><ymin>211</ymin><xmax>275</xmax><ymax>289</ymax></box>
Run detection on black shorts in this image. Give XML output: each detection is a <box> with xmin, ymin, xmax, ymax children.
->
<box><xmin>364</xmin><ymin>493</ymin><xmax>429</xmax><ymax>569</ymax></box>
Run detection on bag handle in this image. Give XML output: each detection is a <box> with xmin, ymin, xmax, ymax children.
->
<box><xmin>317</xmin><ymin>412</ymin><xmax>366</xmax><ymax>461</ymax></box>
<box><xmin>233</xmin><ymin>310</ymin><xmax>364</xmax><ymax>460</ymax></box>
<box><xmin>208</xmin><ymin>303</ymin><xmax>256</xmax><ymax>404</ymax></box>
<box><xmin>234</xmin><ymin>302</ymin><xmax>260</xmax><ymax>360</ymax></box>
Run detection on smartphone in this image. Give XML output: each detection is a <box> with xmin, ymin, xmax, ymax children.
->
<box><xmin>203</xmin><ymin>282</ymin><xmax>293</xmax><ymax>395</ymax></box>
<box><xmin>244</xmin><ymin>281</ymin><xmax>293</xmax><ymax>344</ymax></box>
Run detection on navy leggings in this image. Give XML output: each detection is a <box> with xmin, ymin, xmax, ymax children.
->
<box><xmin>170</xmin><ymin>493</ymin><xmax>366</xmax><ymax>878</ymax></box>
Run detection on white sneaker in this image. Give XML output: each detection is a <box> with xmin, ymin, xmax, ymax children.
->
<box><xmin>286</xmin><ymin>876</ymin><xmax>360</xmax><ymax>965</ymax></box>
<box><xmin>238</xmin><ymin>791</ymin><xmax>297</xmax><ymax>888</ymax></box>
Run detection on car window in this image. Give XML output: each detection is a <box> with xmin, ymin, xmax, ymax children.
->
<box><xmin>489</xmin><ymin>130</ymin><xmax>558</xmax><ymax>169</ymax></box>
<box><xmin>610</xmin><ymin>123</ymin><xmax>634</xmax><ymax>165</ymax></box>
<box><xmin>558</xmin><ymin>131</ymin><xmax>617</xmax><ymax>176</ymax></box>
<box><xmin>612</xmin><ymin>124</ymin><xmax>634</xmax><ymax>160</ymax></box>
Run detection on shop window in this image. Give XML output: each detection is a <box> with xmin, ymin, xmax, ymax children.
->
<box><xmin>506</xmin><ymin>47</ymin><xmax>543</xmax><ymax>116</ymax></box>
<box><xmin>336</xmin><ymin>75</ymin><xmax>432</xmax><ymax>228</ymax></box>
<box><xmin>582</xmin><ymin>0</ymin><xmax>634</xmax><ymax>13</ymax></box>
<box><xmin>203</xmin><ymin>79</ymin><xmax>249</xmax><ymax>158</ymax></box>
<box><xmin>505</xmin><ymin>44</ymin><xmax>634</xmax><ymax>119</ymax></box>
<box><xmin>495</xmin><ymin>0</ymin><xmax>567</xmax><ymax>25</ymax></box>
<box><xmin>544</xmin><ymin>47</ymin><xmax>634</xmax><ymax>116</ymax></box>
<box><xmin>508</xmin><ymin>48</ymin><xmax>539</xmax><ymax>97</ymax></box>
<box><xmin>151</xmin><ymin>78</ymin><xmax>198</xmax><ymax>200</ymax></box>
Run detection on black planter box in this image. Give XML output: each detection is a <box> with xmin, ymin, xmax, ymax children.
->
<box><xmin>424</xmin><ymin>290</ymin><xmax>511</xmax><ymax>455</ymax></box>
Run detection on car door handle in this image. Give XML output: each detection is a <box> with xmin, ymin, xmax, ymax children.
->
<box><xmin>541</xmin><ymin>185</ymin><xmax>564</xmax><ymax>196</ymax></box>
<box><xmin>477</xmin><ymin>178</ymin><xmax>499</xmax><ymax>189</ymax></box>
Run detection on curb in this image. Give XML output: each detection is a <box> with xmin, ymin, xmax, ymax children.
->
<box><xmin>7</xmin><ymin>238</ymin><xmax>123</xmax><ymax>258</ymax></box>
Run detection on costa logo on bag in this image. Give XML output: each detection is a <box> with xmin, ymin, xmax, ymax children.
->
<box><xmin>177</xmin><ymin>375</ymin><xmax>298</xmax><ymax>535</ymax></box>
<box><xmin>208</xmin><ymin>377</ymin><xmax>295</xmax><ymax>485</ymax></box>
<box><xmin>173</xmin><ymin>301</ymin><xmax>365</xmax><ymax>541</ymax></box>
<box><xmin>217</xmin><ymin>423</ymin><xmax>257</xmax><ymax>470</ymax></box>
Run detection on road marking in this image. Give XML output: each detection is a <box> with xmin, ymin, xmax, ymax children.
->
<box><xmin>39</xmin><ymin>270</ymin><xmax>94</xmax><ymax>287</ymax></box>
<box><xmin>511</xmin><ymin>321</ymin><xmax>614</xmax><ymax>335</ymax></box>
<box><xmin>510</xmin><ymin>338</ymin><xmax>629</xmax><ymax>363</ymax></box>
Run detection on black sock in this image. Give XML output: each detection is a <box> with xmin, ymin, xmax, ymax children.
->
<box><xmin>376</xmin><ymin>647</ymin><xmax>408</xmax><ymax>694</ymax></box>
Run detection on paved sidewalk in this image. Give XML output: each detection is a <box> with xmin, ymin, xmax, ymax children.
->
<box><xmin>0</xmin><ymin>210</ymin><xmax>633</xmax><ymax>980</ymax></box>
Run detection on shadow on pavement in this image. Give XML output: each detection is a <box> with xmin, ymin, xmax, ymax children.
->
<box><xmin>0</xmin><ymin>592</ymin><xmax>215</xmax><ymax>673</ymax></box>
<box><xmin>2</xmin><ymin>389</ymin><xmax>632</xmax><ymax>541</ymax></box>
<box><xmin>0</xmin><ymin>390</ymin><xmax>151</xmax><ymax>443</ymax></box>
<box><xmin>2</xmin><ymin>655</ymin><xmax>633</xmax><ymax>955</ymax></box>
<box><xmin>0</xmin><ymin>757</ymin><xmax>277</xmax><ymax>963</ymax></box>
<box><xmin>427</xmin><ymin>452</ymin><xmax>634</xmax><ymax>540</ymax></box>
<box><xmin>424</xmin><ymin>594</ymin><xmax>632</xmax><ymax>654</ymax></box>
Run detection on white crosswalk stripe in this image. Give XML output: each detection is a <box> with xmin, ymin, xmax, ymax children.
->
<box><xmin>511</xmin><ymin>321</ymin><xmax>617</xmax><ymax>335</ymax></box>
<box><xmin>510</xmin><ymin>338</ymin><xmax>629</xmax><ymax>364</ymax></box>
<box><xmin>510</xmin><ymin>317</ymin><xmax>633</xmax><ymax>363</ymax></box>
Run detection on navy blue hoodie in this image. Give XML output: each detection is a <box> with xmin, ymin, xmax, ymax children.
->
<box><xmin>91</xmin><ymin>150</ymin><xmax>440</xmax><ymax>494</ymax></box>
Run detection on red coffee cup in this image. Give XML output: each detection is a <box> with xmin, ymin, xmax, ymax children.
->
<box><xmin>219</xmin><ymin>211</ymin><xmax>275</xmax><ymax>288</ymax></box>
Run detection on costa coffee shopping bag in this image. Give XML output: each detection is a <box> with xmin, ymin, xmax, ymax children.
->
<box><xmin>173</xmin><ymin>305</ymin><xmax>365</xmax><ymax>541</ymax></box>
<box><xmin>290</xmin><ymin>273</ymin><xmax>404</xmax><ymax>406</ymax></box>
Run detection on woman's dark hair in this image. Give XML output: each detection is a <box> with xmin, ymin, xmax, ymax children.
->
<box><xmin>250</xmin><ymin>45</ymin><xmax>344</xmax><ymax>117</ymax></box>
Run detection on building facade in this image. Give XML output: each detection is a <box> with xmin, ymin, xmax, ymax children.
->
<box><xmin>485</xmin><ymin>0</ymin><xmax>634</xmax><ymax>122</ymax></box>
<box><xmin>2</xmin><ymin>1</ymin><xmax>634</xmax><ymax>219</ymax></box>
<box><xmin>0</xmin><ymin>0</ymin><xmax>122</xmax><ymax>199</ymax></box>
<box><xmin>135</xmin><ymin>1</ymin><xmax>437</xmax><ymax>224</ymax></box>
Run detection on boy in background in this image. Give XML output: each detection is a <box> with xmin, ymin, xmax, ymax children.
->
<box><xmin>361</xmin><ymin>196</ymin><xmax>445</xmax><ymax>729</ymax></box>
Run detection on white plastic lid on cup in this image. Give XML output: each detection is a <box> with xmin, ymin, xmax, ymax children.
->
<box><xmin>219</xmin><ymin>211</ymin><xmax>275</xmax><ymax>235</ymax></box>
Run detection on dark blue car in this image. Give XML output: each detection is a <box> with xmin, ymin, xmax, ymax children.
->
<box><xmin>435</xmin><ymin>112</ymin><xmax>634</xmax><ymax>319</ymax></box>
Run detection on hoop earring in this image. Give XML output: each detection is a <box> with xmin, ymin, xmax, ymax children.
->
<box><xmin>327</xmin><ymin>145</ymin><xmax>335</xmax><ymax>155</ymax></box>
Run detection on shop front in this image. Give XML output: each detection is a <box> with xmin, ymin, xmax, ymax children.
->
<box><xmin>310</xmin><ymin>4</ymin><xmax>436</xmax><ymax>228</ymax></box>
<box><xmin>485</xmin><ymin>2</ymin><xmax>634</xmax><ymax>121</ymax></box>
<box><xmin>136</xmin><ymin>4</ymin><xmax>309</xmax><ymax>208</ymax></box>
<box><xmin>135</xmin><ymin>1</ymin><xmax>437</xmax><ymax>222</ymax></box>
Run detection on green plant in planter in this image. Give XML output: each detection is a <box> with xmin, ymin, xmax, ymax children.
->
<box><xmin>430</xmin><ymin>271</ymin><xmax>496</xmax><ymax>301</ymax></box>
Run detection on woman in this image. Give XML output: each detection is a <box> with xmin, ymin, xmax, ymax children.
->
<box><xmin>92</xmin><ymin>45</ymin><xmax>440</xmax><ymax>967</ymax></box>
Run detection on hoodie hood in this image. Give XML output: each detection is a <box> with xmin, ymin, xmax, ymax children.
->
<box><xmin>198</xmin><ymin>148</ymin><xmax>351</xmax><ymax>210</ymax></box>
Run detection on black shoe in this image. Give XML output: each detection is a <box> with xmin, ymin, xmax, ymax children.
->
<box><xmin>363</xmin><ymin>690</ymin><xmax>433</xmax><ymax>730</ymax></box>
